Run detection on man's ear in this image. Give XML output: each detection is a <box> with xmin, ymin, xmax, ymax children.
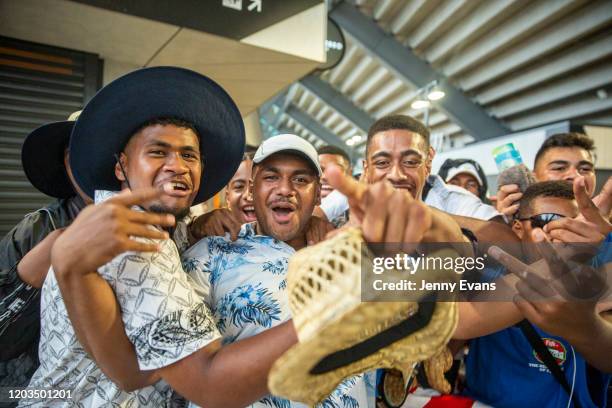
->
<box><xmin>114</xmin><ymin>153</ymin><xmax>128</xmax><ymax>182</ymax></box>
<box><xmin>426</xmin><ymin>146</ymin><xmax>435</xmax><ymax>174</ymax></box>
<box><xmin>315</xmin><ymin>182</ymin><xmax>322</xmax><ymax>206</ymax></box>
<box><xmin>511</xmin><ymin>219</ymin><xmax>524</xmax><ymax>239</ymax></box>
<box><xmin>63</xmin><ymin>149</ymin><xmax>70</xmax><ymax>167</ymax></box>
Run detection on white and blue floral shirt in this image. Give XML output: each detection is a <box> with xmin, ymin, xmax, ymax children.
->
<box><xmin>182</xmin><ymin>223</ymin><xmax>376</xmax><ymax>408</ymax></box>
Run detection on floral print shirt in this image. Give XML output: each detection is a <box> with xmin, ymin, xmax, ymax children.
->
<box><xmin>182</xmin><ymin>223</ymin><xmax>375</xmax><ymax>408</ymax></box>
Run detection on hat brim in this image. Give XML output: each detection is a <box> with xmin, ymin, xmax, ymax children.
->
<box><xmin>69</xmin><ymin>67</ymin><xmax>245</xmax><ymax>204</ymax></box>
<box><xmin>21</xmin><ymin>121</ymin><xmax>75</xmax><ymax>198</ymax></box>
<box><xmin>254</xmin><ymin>148</ymin><xmax>322</xmax><ymax>176</ymax></box>
<box><xmin>445</xmin><ymin>168</ymin><xmax>483</xmax><ymax>187</ymax></box>
<box><xmin>268</xmin><ymin>300</ymin><xmax>457</xmax><ymax>405</ymax></box>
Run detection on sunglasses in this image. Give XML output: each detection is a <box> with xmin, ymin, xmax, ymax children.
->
<box><xmin>518</xmin><ymin>213</ymin><xmax>565</xmax><ymax>229</ymax></box>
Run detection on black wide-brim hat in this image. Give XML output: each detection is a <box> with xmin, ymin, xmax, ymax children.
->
<box><xmin>69</xmin><ymin>66</ymin><xmax>245</xmax><ymax>204</ymax></box>
<box><xmin>22</xmin><ymin>121</ymin><xmax>75</xmax><ymax>198</ymax></box>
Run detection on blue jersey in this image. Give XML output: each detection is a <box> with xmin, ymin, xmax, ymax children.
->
<box><xmin>464</xmin><ymin>324</ymin><xmax>610</xmax><ymax>407</ymax></box>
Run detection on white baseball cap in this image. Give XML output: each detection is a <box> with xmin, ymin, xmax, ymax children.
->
<box><xmin>444</xmin><ymin>162</ymin><xmax>483</xmax><ymax>186</ymax></box>
<box><xmin>253</xmin><ymin>134</ymin><xmax>322</xmax><ymax>176</ymax></box>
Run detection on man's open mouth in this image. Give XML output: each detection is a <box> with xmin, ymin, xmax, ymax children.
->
<box><xmin>270</xmin><ymin>202</ymin><xmax>296</xmax><ymax>224</ymax></box>
<box><xmin>161</xmin><ymin>180</ymin><xmax>191</xmax><ymax>197</ymax></box>
<box><xmin>241</xmin><ymin>205</ymin><xmax>256</xmax><ymax>222</ymax></box>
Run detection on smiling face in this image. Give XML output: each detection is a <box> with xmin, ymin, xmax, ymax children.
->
<box><xmin>116</xmin><ymin>124</ymin><xmax>201</xmax><ymax>218</ymax></box>
<box><xmin>251</xmin><ymin>153</ymin><xmax>320</xmax><ymax>247</ymax></box>
<box><xmin>226</xmin><ymin>158</ymin><xmax>255</xmax><ymax>224</ymax></box>
<box><xmin>319</xmin><ymin>153</ymin><xmax>350</xmax><ymax>198</ymax></box>
<box><xmin>364</xmin><ymin>129</ymin><xmax>431</xmax><ymax>199</ymax></box>
<box><xmin>534</xmin><ymin>147</ymin><xmax>596</xmax><ymax>196</ymax></box>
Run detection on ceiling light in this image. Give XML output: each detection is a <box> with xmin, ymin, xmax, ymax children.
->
<box><xmin>411</xmin><ymin>99</ymin><xmax>430</xmax><ymax>109</ymax></box>
<box><xmin>351</xmin><ymin>135</ymin><xmax>362</xmax><ymax>143</ymax></box>
<box><xmin>427</xmin><ymin>89</ymin><xmax>445</xmax><ymax>101</ymax></box>
<box><xmin>346</xmin><ymin>138</ymin><xmax>355</xmax><ymax>146</ymax></box>
<box><xmin>597</xmin><ymin>89</ymin><xmax>608</xmax><ymax>99</ymax></box>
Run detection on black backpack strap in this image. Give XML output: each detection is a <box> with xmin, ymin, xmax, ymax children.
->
<box><xmin>518</xmin><ymin>320</ymin><xmax>582</xmax><ymax>408</ymax></box>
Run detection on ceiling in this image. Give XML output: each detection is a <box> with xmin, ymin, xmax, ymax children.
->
<box><xmin>0</xmin><ymin>0</ymin><xmax>326</xmax><ymax>116</ymax></box>
<box><xmin>263</xmin><ymin>0</ymin><xmax>612</xmax><ymax>157</ymax></box>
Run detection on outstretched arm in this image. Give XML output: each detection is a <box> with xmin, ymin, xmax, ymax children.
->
<box><xmin>52</xmin><ymin>189</ymin><xmax>175</xmax><ymax>390</ymax></box>
<box><xmin>53</xmin><ymin>188</ymin><xmax>300</xmax><ymax>405</ymax></box>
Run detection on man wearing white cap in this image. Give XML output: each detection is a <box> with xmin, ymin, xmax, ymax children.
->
<box><xmin>438</xmin><ymin>158</ymin><xmax>488</xmax><ymax>202</ymax></box>
<box><xmin>182</xmin><ymin>134</ymin><xmax>373</xmax><ymax>407</ymax></box>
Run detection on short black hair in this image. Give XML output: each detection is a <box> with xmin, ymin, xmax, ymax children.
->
<box><xmin>366</xmin><ymin>114</ymin><xmax>430</xmax><ymax>154</ymax></box>
<box><xmin>243</xmin><ymin>144</ymin><xmax>257</xmax><ymax>161</ymax></box>
<box><xmin>131</xmin><ymin>116</ymin><xmax>200</xmax><ymax>141</ymax></box>
<box><xmin>518</xmin><ymin>180</ymin><xmax>574</xmax><ymax>218</ymax></box>
<box><xmin>317</xmin><ymin>145</ymin><xmax>351</xmax><ymax>164</ymax></box>
<box><xmin>534</xmin><ymin>133</ymin><xmax>595</xmax><ymax>168</ymax></box>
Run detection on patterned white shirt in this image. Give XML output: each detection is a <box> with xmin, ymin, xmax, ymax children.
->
<box><xmin>20</xmin><ymin>191</ymin><xmax>220</xmax><ymax>407</ymax></box>
<box><xmin>182</xmin><ymin>223</ymin><xmax>376</xmax><ymax>408</ymax></box>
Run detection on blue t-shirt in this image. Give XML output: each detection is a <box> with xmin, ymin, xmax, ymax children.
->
<box><xmin>464</xmin><ymin>236</ymin><xmax>611</xmax><ymax>408</ymax></box>
<box><xmin>464</xmin><ymin>324</ymin><xmax>610</xmax><ymax>408</ymax></box>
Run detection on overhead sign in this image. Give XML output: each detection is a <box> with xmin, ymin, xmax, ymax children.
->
<box><xmin>316</xmin><ymin>18</ymin><xmax>345</xmax><ymax>72</ymax></box>
<box><xmin>73</xmin><ymin>0</ymin><xmax>322</xmax><ymax>40</ymax></box>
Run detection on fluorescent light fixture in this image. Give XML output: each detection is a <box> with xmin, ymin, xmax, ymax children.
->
<box><xmin>427</xmin><ymin>89</ymin><xmax>445</xmax><ymax>101</ymax></box>
<box><xmin>351</xmin><ymin>135</ymin><xmax>362</xmax><ymax>143</ymax></box>
<box><xmin>346</xmin><ymin>138</ymin><xmax>355</xmax><ymax>146</ymax></box>
<box><xmin>411</xmin><ymin>99</ymin><xmax>430</xmax><ymax>109</ymax></box>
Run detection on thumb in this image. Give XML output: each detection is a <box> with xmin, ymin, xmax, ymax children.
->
<box><xmin>574</xmin><ymin>176</ymin><xmax>600</xmax><ymax>222</ymax></box>
<box><xmin>592</xmin><ymin>176</ymin><xmax>612</xmax><ymax>216</ymax></box>
<box><xmin>325</xmin><ymin>163</ymin><xmax>364</xmax><ymax>203</ymax></box>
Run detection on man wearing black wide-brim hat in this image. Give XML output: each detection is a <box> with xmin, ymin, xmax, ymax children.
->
<box><xmin>24</xmin><ymin>67</ymin><xmax>298</xmax><ymax>407</ymax></box>
<box><xmin>0</xmin><ymin>111</ymin><xmax>87</xmax><ymax>401</ymax></box>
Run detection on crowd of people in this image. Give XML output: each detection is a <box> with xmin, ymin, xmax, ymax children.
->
<box><xmin>0</xmin><ymin>66</ymin><xmax>610</xmax><ymax>408</ymax></box>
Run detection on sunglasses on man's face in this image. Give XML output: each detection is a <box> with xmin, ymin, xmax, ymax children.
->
<box><xmin>518</xmin><ymin>213</ymin><xmax>565</xmax><ymax>229</ymax></box>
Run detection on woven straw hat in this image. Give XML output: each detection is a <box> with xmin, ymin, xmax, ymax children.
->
<box><xmin>268</xmin><ymin>228</ymin><xmax>458</xmax><ymax>405</ymax></box>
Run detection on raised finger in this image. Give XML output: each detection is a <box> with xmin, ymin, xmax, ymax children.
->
<box><xmin>573</xmin><ymin>176</ymin><xmax>600</xmax><ymax>222</ymax></box>
<box><xmin>124</xmin><ymin>224</ymin><xmax>170</xmax><ymax>241</ymax></box>
<box><xmin>384</xmin><ymin>191</ymin><xmax>408</xmax><ymax>247</ymax></box>
<box><xmin>108</xmin><ymin>187</ymin><xmax>163</xmax><ymax>207</ymax></box>
<box><xmin>548</xmin><ymin>227</ymin><xmax>600</xmax><ymax>244</ymax></box>
<box><xmin>502</xmin><ymin>203</ymin><xmax>520</xmax><ymax>216</ymax></box>
<box><xmin>362</xmin><ymin>184</ymin><xmax>390</xmax><ymax>244</ymax></box>
<box><xmin>501</xmin><ymin>192</ymin><xmax>523</xmax><ymax>206</ymax></box>
<box><xmin>325</xmin><ymin>163</ymin><xmax>365</xmax><ymax>205</ymax></box>
<box><xmin>127</xmin><ymin>209</ymin><xmax>176</xmax><ymax>227</ymax></box>
<box><xmin>516</xmin><ymin>272</ymin><xmax>556</xmax><ymax>299</ymax></box>
<box><xmin>488</xmin><ymin>246</ymin><xmax>530</xmax><ymax>279</ymax></box>
<box><xmin>593</xmin><ymin>176</ymin><xmax>612</xmax><ymax>216</ymax></box>
<box><xmin>545</xmin><ymin>217</ymin><xmax>597</xmax><ymax>238</ymax></box>
<box><xmin>121</xmin><ymin>239</ymin><xmax>161</xmax><ymax>253</ymax></box>
<box><xmin>499</xmin><ymin>184</ymin><xmax>520</xmax><ymax>194</ymax></box>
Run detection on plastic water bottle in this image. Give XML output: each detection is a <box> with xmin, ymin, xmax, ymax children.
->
<box><xmin>492</xmin><ymin>143</ymin><xmax>523</xmax><ymax>172</ymax></box>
